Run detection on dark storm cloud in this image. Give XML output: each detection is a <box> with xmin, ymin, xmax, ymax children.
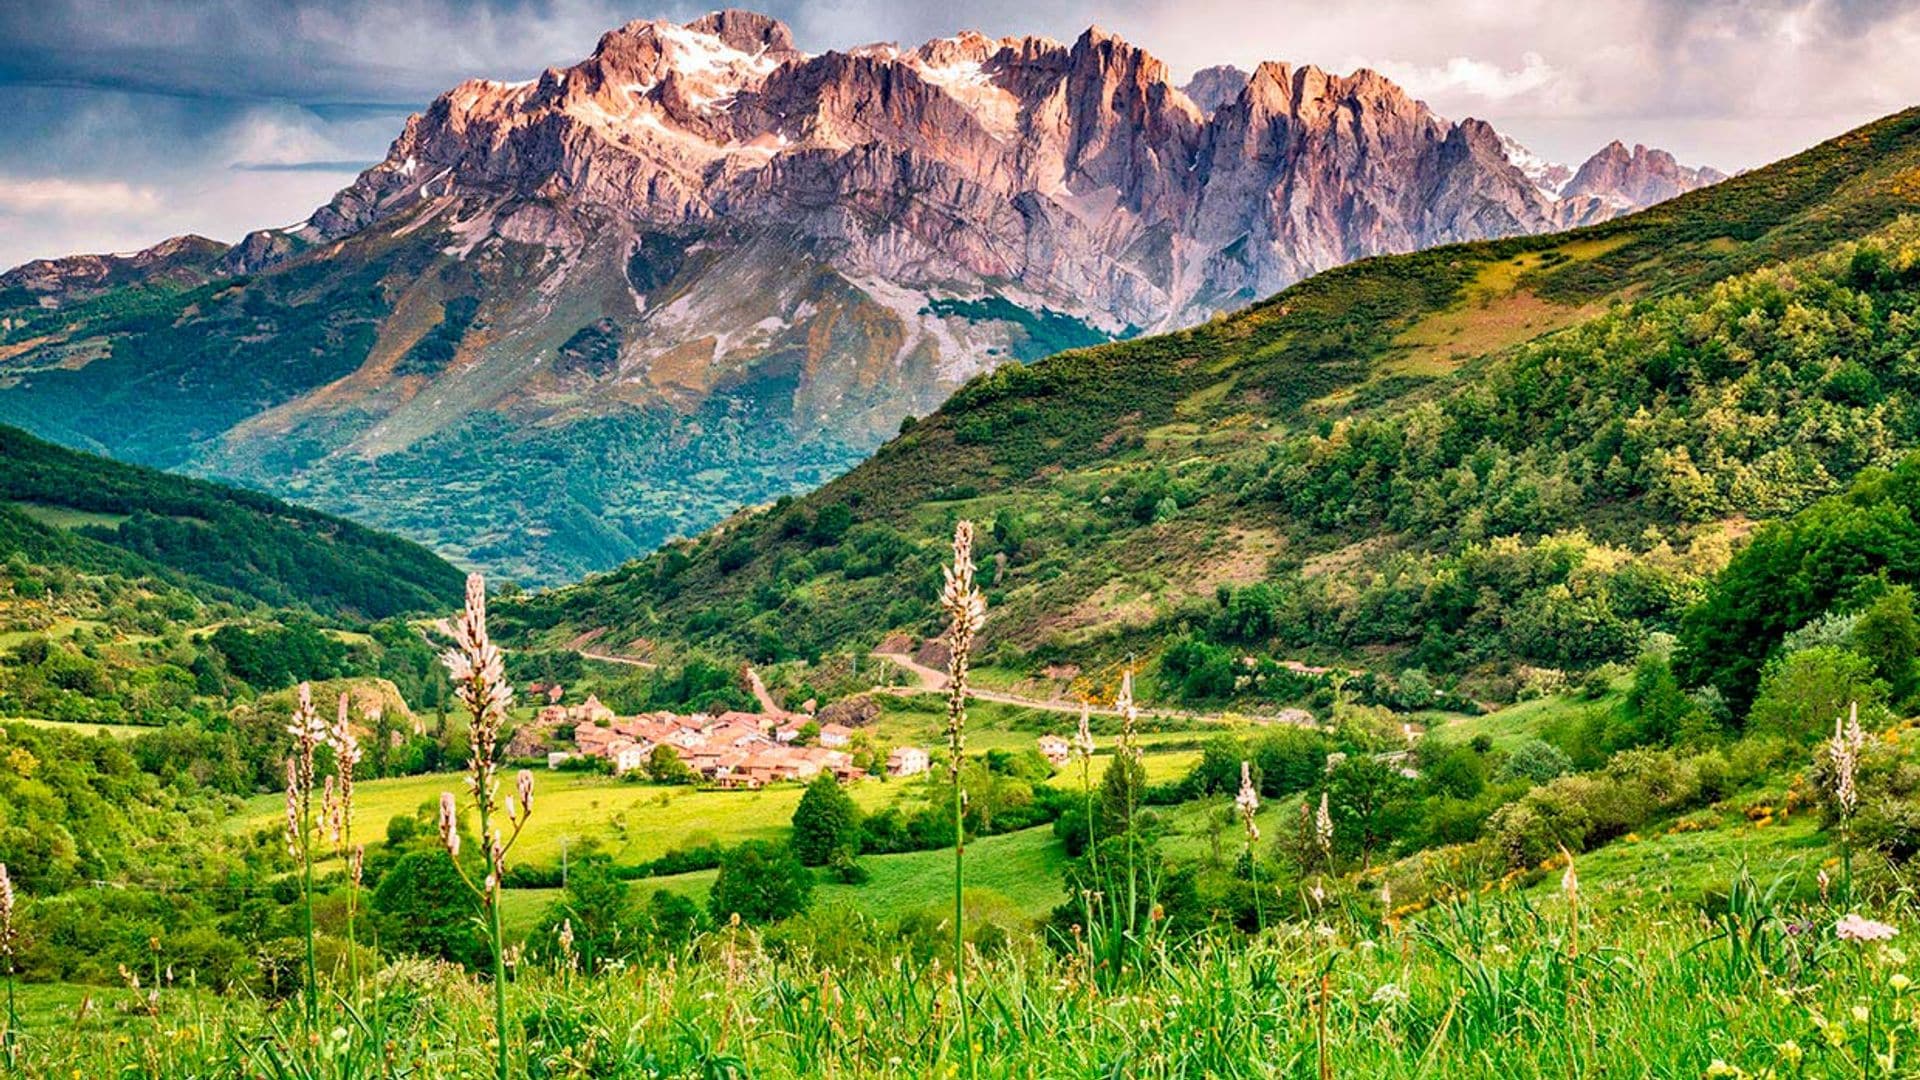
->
<box><xmin>7</xmin><ymin>0</ymin><xmax>1920</xmax><ymax>267</ymax></box>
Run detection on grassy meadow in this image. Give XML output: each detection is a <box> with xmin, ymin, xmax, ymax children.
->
<box><xmin>10</xmin><ymin>882</ymin><xmax>1916</xmax><ymax>1078</ymax></box>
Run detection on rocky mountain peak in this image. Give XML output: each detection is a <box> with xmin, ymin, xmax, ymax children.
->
<box><xmin>1563</xmin><ymin>139</ymin><xmax>1725</xmax><ymax>208</ymax></box>
<box><xmin>1181</xmin><ymin>65</ymin><xmax>1249</xmax><ymax>115</ymax></box>
<box><xmin>685</xmin><ymin>9</ymin><xmax>798</xmax><ymax>55</ymax></box>
<box><xmin>1</xmin><ymin>233</ymin><xmax>229</xmax><ymax>304</ymax></box>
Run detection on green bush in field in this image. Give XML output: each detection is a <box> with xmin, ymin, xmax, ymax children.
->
<box><xmin>707</xmin><ymin>840</ymin><xmax>813</xmax><ymax>925</ymax></box>
<box><xmin>790</xmin><ymin>774</ymin><xmax>863</xmax><ymax>866</ymax></box>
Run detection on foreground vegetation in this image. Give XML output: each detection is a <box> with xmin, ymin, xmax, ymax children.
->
<box><xmin>7</xmin><ymin>882</ymin><xmax>1915</xmax><ymax>1077</ymax></box>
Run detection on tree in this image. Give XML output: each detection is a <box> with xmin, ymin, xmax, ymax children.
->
<box><xmin>645</xmin><ymin>744</ymin><xmax>696</xmax><ymax>784</ymax></box>
<box><xmin>1096</xmin><ymin>750</ymin><xmax>1148</xmax><ymax>838</ymax></box>
<box><xmin>790</xmin><ymin>774</ymin><xmax>862</xmax><ymax>866</ymax></box>
<box><xmin>1252</xmin><ymin>728</ymin><xmax>1330</xmax><ymax>797</ymax></box>
<box><xmin>1324</xmin><ymin>756</ymin><xmax>1412</xmax><ymax>869</ymax></box>
<box><xmin>1746</xmin><ymin>646</ymin><xmax>1886</xmax><ymax>744</ymax></box>
<box><xmin>644</xmin><ymin>890</ymin><xmax>703</xmax><ymax>950</ymax></box>
<box><xmin>1677</xmin><ymin>457</ymin><xmax>1920</xmax><ymax>709</ymax></box>
<box><xmin>371</xmin><ymin>850</ymin><xmax>484</xmax><ymax>967</ymax></box>
<box><xmin>538</xmin><ymin>852</ymin><xmax>631</xmax><ymax>969</ymax></box>
<box><xmin>1854</xmin><ymin>586</ymin><xmax>1919</xmax><ymax>703</ymax></box>
<box><xmin>1420</xmin><ymin>741</ymin><xmax>1489</xmax><ymax>799</ymax></box>
<box><xmin>1498</xmin><ymin>739</ymin><xmax>1573</xmax><ymax>784</ymax></box>
<box><xmin>1185</xmin><ymin>735</ymin><xmax>1245</xmax><ymax>796</ymax></box>
<box><xmin>1609</xmin><ymin>653</ymin><xmax>1700</xmax><ymax>748</ymax></box>
<box><xmin>707</xmin><ymin>840</ymin><xmax>813</xmax><ymax>925</ymax></box>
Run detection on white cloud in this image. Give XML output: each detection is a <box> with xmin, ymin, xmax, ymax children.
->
<box><xmin>1373</xmin><ymin>51</ymin><xmax>1563</xmax><ymax>106</ymax></box>
<box><xmin>0</xmin><ymin>176</ymin><xmax>162</xmax><ymax>218</ymax></box>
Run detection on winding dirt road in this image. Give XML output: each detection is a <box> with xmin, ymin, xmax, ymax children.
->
<box><xmin>869</xmin><ymin>651</ymin><xmax>1307</xmax><ymax>727</ymax></box>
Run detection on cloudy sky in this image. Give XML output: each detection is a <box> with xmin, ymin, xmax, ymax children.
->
<box><xmin>5</xmin><ymin>0</ymin><xmax>1920</xmax><ymax>269</ymax></box>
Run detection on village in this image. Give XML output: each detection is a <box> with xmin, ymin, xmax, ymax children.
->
<box><xmin>515</xmin><ymin>689</ymin><xmax>946</xmax><ymax>788</ymax></box>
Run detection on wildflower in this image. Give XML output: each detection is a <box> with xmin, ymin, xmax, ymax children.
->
<box><xmin>1234</xmin><ymin>761</ymin><xmax>1259</xmax><ymax>841</ymax></box>
<box><xmin>285</xmin><ymin>683</ymin><xmax>328</xmax><ymax>763</ymax></box>
<box><xmin>1369</xmin><ymin>982</ymin><xmax>1409</xmax><ymax>1007</ymax></box>
<box><xmin>1314</xmin><ymin>792</ymin><xmax>1334</xmax><ymax>857</ymax></box>
<box><xmin>1836</xmin><ymin>913</ymin><xmax>1899</xmax><ymax>942</ymax></box>
<box><xmin>1560</xmin><ymin>846</ymin><xmax>1579</xmax><ymax>901</ymax></box>
<box><xmin>1380</xmin><ymin>880</ymin><xmax>1392</xmax><ymax>911</ymax></box>
<box><xmin>329</xmin><ymin>694</ymin><xmax>361</xmax><ymax>770</ymax></box>
<box><xmin>1113</xmin><ymin>668</ymin><xmax>1142</xmax><ymax>759</ymax></box>
<box><xmin>444</xmin><ymin>576</ymin><xmax>512</xmax><ymax>718</ymax></box>
<box><xmin>1072</xmin><ymin>702</ymin><xmax>1096</xmax><ymax>760</ymax></box>
<box><xmin>328</xmin><ymin>694</ymin><xmax>360</xmax><ymax>846</ymax></box>
<box><xmin>321</xmin><ymin>775</ymin><xmax>340</xmax><ymax>847</ymax></box>
<box><xmin>1892</xmin><ymin>973</ymin><xmax>1912</xmax><ymax>993</ymax></box>
<box><xmin>1829</xmin><ymin>701</ymin><xmax>1866</xmax><ymax>816</ymax></box>
<box><xmin>939</xmin><ymin>521</ymin><xmax>985</xmax><ymax>774</ymax></box>
<box><xmin>1818</xmin><ymin>868</ymin><xmax>1831</xmax><ymax>903</ymax></box>
<box><xmin>438</xmin><ymin>792</ymin><xmax>461</xmax><ymax>858</ymax></box>
<box><xmin>0</xmin><ymin>861</ymin><xmax>14</xmax><ymax>966</ymax></box>
<box><xmin>1309</xmin><ymin>881</ymin><xmax>1326</xmax><ymax>906</ymax></box>
<box><xmin>937</xmin><ymin>521</ymin><xmax>985</xmax><ymax>1079</ymax></box>
<box><xmin>283</xmin><ymin>758</ymin><xmax>300</xmax><ymax>859</ymax></box>
<box><xmin>1776</xmin><ymin>1040</ymin><xmax>1803</xmax><ymax>1065</ymax></box>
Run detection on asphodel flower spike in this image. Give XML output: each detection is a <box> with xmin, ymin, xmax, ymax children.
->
<box><xmin>1235</xmin><ymin>761</ymin><xmax>1260</xmax><ymax>842</ymax></box>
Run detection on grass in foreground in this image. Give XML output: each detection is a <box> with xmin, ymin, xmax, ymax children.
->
<box><xmin>9</xmin><ymin>885</ymin><xmax>1914</xmax><ymax>1078</ymax></box>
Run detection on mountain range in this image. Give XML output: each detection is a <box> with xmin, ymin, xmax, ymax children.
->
<box><xmin>509</xmin><ymin>104</ymin><xmax>1920</xmax><ymax>700</ymax></box>
<box><xmin>0</xmin><ymin>10</ymin><xmax>1721</xmax><ymax>584</ymax></box>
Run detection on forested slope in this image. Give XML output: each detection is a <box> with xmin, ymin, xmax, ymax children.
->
<box><xmin>0</xmin><ymin>424</ymin><xmax>462</xmax><ymax>618</ymax></box>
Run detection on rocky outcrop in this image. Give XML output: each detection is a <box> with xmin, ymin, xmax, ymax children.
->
<box><xmin>1</xmin><ymin>234</ymin><xmax>227</xmax><ymax>303</ymax></box>
<box><xmin>1562</xmin><ymin>140</ymin><xmax>1727</xmax><ymax>210</ymax></box>
<box><xmin>1182</xmin><ymin>65</ymin><xmax>1249</xmax><ymax>115</ymax></box>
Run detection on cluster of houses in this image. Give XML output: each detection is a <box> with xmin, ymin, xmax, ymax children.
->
<box><xmin>529</xmin><ymin>693</ymin><xmax>932</xmax><ymax>788</ymax></box>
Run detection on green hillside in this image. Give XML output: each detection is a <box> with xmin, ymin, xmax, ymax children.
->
<box><xmin>0</xmin><ymin>423</ymin><xmax>462</xmax><ymax>618</ymax></box>
<box><xmin>511</xmin><ymin>107</ymin><xmax>1920</xmax><ymax>706</ymax></box>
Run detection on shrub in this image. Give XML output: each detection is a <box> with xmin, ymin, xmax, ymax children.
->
<box><xmin>791</xmin><ymin>774</ymin><xmax>863</xmax><ymax>866</ymax></box>
<box><xmin>1498</xmin><ymin>739</ymin><xmax>1573</xmax><ymax>784</ymax></box>
<box><xmin>1746</xmin><ymin>645</ymin><xmax>1887</xmax><ymax>744</ymax></box>
<box><xmin>707</xmin><ymin>840</ymin><xmax>813</xmax><ymax>925</ymax></box>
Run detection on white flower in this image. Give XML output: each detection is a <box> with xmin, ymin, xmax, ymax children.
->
<box><xmin>1234</xmin><ymin>761</ymin><xmax>1260</xmax><ymax>841</ymax></box>
<box><xmin>328</xmin><ymin>694</ymin><xmax>362</xmax><ymax>769</ymax></box>
<box><xmin>1370</xmin><ymin>982</ymin><xmax>1409</xmax><ymax>1007</ymax></box>
<box><xmin>1836</xmin><ymin>913</ymin><xmax>1899</xmax><ymax>942</ymax></box>
<box><xmin>516</xmin><ymin>769</ymin><xmax>535</xmax><ymax>820</ymax></box>
<box><xmin>438</xmin><ymin>791</ymin><xmax>461</xmax><ymax>858</ymax></box>
<box><xmin>1829</xmin><ymin>702</ymin><xmax>1866</xmax><ymax>816</ymax></box>
<box><xmin>285</xmin><ymin>682</ymin><xmax>328</xmax><ymax>750</ymax></box>
<box><xmin>0</xmin><ymin>860</ymin><xmax>14</xmax><ymax>959</ymax></box>
<box><xmin>1072</xmin><ymin>703</ymin><xmax>1096</xmax><ymax>759</ymax></box>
